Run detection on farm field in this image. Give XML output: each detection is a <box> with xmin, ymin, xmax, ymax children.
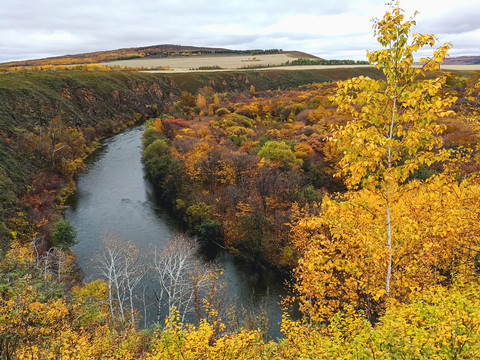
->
<box><xmin>441</xmin><ymin>64</ymin><xmax>480</xmax><ymax>71</ymax></box>
<box><xmin>144</xmin><ymin>63</ymin><xmax>375</xmax><ymax>73</ymax></box>
<box><xmin>99</xmin><ymin>53</ymin><xmax>301</xmax><ymax>71</ymax></box>
<box><xmin>99</xmin><ymin>53</ymin><xmax>480</xmax><ymax>73</ymax></box>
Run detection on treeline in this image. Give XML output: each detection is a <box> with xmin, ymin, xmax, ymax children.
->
<box><xmin>1</xmin><ymin>64</ymin><xmax>115</xmax><ymax>73</ymax></box>
<box><xmin>145</xmin><ymin>49</ymin><xmax>282</xmax><ymax>58</ymax></box>
<box><xmin>189</xmin><ymin>65</ymin><xmax>223</xmax><ymax>71</ymax></box>
<box><xmin>286</xmin><ymin>58</ymin><xmax>370</xmax><ymax>65</ymax></box>
<box><xmin>198</xmin><ymin>49</ymin><xmax>282</xmax><ymax>56</ymax></box>
<box><xmin>1</xmin><ymin>63</ymin><xmax>172</xmax><ymax>73</ymax></box>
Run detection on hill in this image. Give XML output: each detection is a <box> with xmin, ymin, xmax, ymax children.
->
<box><xmin>443</xmin><ymin>55</ymin><xmax>480</xmax><ymax>65</ymax></box>
<box><xmin>0</xmin><ymin>45</ymin><xmax>289</xmax><ymax>68</ymax></box>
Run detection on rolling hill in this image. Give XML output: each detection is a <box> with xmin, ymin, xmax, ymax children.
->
<box><xmin>443</xmin><ymin>56</ymin><xmax>480</xmax><ymax>65</ymax></box>
<box><xmin>0</xmin><ymin>44</ymin><xmax>318</xmax><ymax>68</ymax></box>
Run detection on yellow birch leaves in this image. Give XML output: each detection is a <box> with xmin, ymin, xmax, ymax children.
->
<box><xmin>292</xmin><ymin>1</ymin><xmax>480</xmax><ymax>324</ymax></box>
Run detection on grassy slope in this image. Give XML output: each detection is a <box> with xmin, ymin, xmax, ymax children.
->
<box><xmin>166</xmin><ymin>67</ymin><xmax>384</xmax><ymax>93</ymax></box>
<box><xmin>0</xmin><ymin>71</ymin><xmax>178</xmax><ymax>252</ymax></box>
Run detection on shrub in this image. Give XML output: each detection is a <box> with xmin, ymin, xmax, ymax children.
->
<box><xmin>258</xmin><ymin>141</ymin><xmax>302</xmax><ymax>169</ymax></box>
<box><xmin>143</xmin><ymin>139</ymin><xmax>169</xmax><ymax>161</ymax></box>
<box><xmin>51</xmin><ymin>219</ymin><xmax>77</xmax><ymax>250</ymax></box>
<box><xmin>142</xmin><ymin>127</ymin><xmax>165</xmax><ymax>148</ymax></box>
<box><xmin>215</xmin><ymin>108</ymin><xmax>231</xmax><ymax>116</ymax></box>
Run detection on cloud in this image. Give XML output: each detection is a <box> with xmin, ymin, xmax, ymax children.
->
<box><xmin>0</xmin><ymin>0</ymin><xmax>478</xmax><ymax>63</ymax></box>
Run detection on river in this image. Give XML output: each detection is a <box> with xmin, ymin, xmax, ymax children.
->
<box><xmin>65</xmin><ymin>125</ymin><xmax>290</xmax><ymax>339</ymax></box>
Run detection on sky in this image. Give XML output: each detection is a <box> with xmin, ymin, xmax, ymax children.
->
<box><xmin>1</xmin><ymin>0</ymin><xmax>479</xmax><ymax>63</ymax></box>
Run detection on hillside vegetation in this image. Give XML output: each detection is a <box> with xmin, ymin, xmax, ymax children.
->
<box><xmin>0</xmin><ymin>71</ymin><xmax>175</xmax><ymax>256</ymax></box>
<box><xmin>1</xmin><ymin>4</ymin><xmax>480</xmax><ymax>359</ymax></box>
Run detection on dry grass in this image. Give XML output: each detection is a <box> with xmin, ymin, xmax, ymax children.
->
<box><xmin>99</xmin><ymin>54</ymin><xmax>297</xmax><ymax>71</ymax></box>
<box><xmin>441</xmin><ymin>65</ymin><xmax>480</xmax><ymax>71</ymax></box>
<box><xmin>99</xmin><ymin>54</ymin><xmax>480</xmax><ymax>73</ymax></box>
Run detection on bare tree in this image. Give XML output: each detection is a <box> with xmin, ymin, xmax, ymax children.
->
<box><xmin>93</xmin><ymin>232</ymin><xmax>224</xmax><ymax>327</ymax></box>
<box><xmin>37</xmin><ymin>245</ymin><xmax>76</xmax><ymax>283</ymax></box>
<box><xmin>94</xmin><ymin>233</ymin><xmax>147</xmax><ymax>323</ymax></box>
<box><xmin>151</xmin><ymin>233</ymin><xmax>218</xmax><ymax>323</ymax></box>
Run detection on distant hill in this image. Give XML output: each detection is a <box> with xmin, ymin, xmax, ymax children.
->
<box><xmin>443</xmin><ymin>56</ymin><xmax>480</xmax><ymax>65</ymax></box>
<box><xmin>0</xmin><ymin>45</ymin><xmax>301</xmax><ymax>68</ymax></box>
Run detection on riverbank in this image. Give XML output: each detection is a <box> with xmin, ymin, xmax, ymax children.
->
<box><xmin>0</xmin><ymin>67</ymin><xmax>385</xmax><ymax>254</ymax></box>
<box><xmin>65</xmin><ymin>125</ymin><xmax>292</xmax><ymax>337</ymax></box>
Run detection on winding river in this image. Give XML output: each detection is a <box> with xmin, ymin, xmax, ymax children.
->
<box><xmin>65</xmin><ymin>125</ymin><xmax>290</xmax><ymax>338</ymax></box>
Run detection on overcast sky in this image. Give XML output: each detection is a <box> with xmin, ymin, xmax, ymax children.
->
<box><xmin>1</xmin><ymin>0</ymin><xmax>479</xmax><ymax>63</ymax></box>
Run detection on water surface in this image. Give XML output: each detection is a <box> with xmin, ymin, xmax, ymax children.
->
<box><xmin>65</xmin><ymin>125</ymin><xmax>289</xmax><ymax>338</ymax></box>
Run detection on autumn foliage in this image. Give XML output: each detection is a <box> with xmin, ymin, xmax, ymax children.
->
<box><xmin>1</xmin><ymin>2</ymin><xmax>480</xmax><ymax>358</ymax></box>
<box><xmin>142</xmin><ymin>83</ymin><xmax>345</xmax><ymax>267</ymax></box>
<box><xmin>140</xmin><ymin>2</ymin><xmax>480</xmax><ymax>357</ymax></box>
<box><xmin>290</xmin><ymin>0</ymin><xmax>480</xmax><ymax>329</ymax></box>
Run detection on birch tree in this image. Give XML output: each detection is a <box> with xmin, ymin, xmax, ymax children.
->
<box><xmin>291</xmin><ymin>2</ymin><xmax>480</xmax><ymax>323</ymax></box>
<box><xmin>151</xmin><ymin>233</ymin><xmax>219</xmax><ymax>323</ymax></box>
<box><xmin>332</xmin><ymin>2</ymin><xmax>455</xmax><ymax>296</ymax></box>
<box><xmin>95</xmin><ymin>233</ymin><xmax>146</xmax><ymax>323</ymax></box>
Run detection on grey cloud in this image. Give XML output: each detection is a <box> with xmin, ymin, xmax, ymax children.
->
<box><xmin>1</xmin><ymin>0</ymin><xmax>359</xmax><ymax>62</ymax></box>
<box><xmin>265</xmin><ymin>32</ymin><xmax>326</xmax><ymax>41</ymax></box>
<box><xmin>419</xmin><ymin>4</ymin><xmax>480</xmax><ymax>35</ymax></box>
<box><xmin>0</xmin><ymin>0</ymin><xmax>478</xmax><ymax>63</ymax></box>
